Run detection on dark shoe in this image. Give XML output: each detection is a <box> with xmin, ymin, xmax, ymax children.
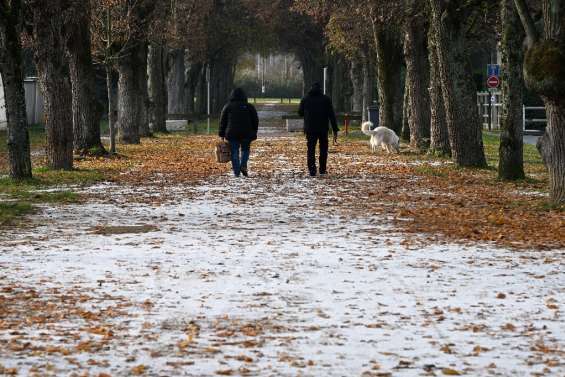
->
<box><xmin>309</xmin><ymin>172</ymin><xmax>317</xmax><ymax>177</ymax></box>
<box><xmin>241</xmin><ymin>167</ymin><xmax>249</xmax><ymax>177</ymax></box>
<box><xmin>319</xmin><ymin>171</ymin><xmax>327</xmax><ymax>176</ymax></box>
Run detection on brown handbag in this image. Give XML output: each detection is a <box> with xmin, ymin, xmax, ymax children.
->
<box><xmin>215</xmin><ymin>140</ymin><xmax>231</xmax><ymax>163</ymax></box>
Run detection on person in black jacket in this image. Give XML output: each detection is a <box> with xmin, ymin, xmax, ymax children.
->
<box><xmin>219</xmin><ymin>88</ymin><xmax>259</xmax><ymax>177</ymax></box>
<box><xmin>298</xmin><ymin>83</ymin><xmax>339</xmax><ymax>176</ymax></box>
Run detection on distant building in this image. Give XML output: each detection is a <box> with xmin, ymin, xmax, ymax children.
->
<box><xmin>0</xmin><ymin>74</ymin><xmax>44</xmax><ymax>130</ymax></box>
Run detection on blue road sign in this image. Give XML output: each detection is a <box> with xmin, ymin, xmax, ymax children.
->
<box><xmin>487</xmin><ymin>64</ymin><xmax>500</xmax><ymax>78</ymax></box>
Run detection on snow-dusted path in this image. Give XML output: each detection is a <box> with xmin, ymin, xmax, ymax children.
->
<box><xmin>1</xmin><ymin>173</ymin><xmax>563</xmax><ymax>377</ymax></box>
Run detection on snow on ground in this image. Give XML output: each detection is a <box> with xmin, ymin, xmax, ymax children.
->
<box><xmin>1</xmin><ymin>172</ymin><xmax>564</xmax><ymax>377</ymax></box>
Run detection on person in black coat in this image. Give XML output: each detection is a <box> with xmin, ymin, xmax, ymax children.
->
<box><xmin>298</xmin><ymin>82</ymin><xmax>339</xmax><ymax>176</ymax></box>
<box><xmin>219</xmin><ymin>88</ymin><xmax>259</xmax><ymax>177</ymax></box>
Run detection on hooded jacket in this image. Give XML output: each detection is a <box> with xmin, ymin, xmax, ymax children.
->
<box><xmin>219</xmin><ymin>88</ymin><xmax>259</xmax><ymax>141</ymax></box>
<box><xmin>298</xmin><ymin>83</ymin><xmax>339</xmax><ymax>135</ymax></box>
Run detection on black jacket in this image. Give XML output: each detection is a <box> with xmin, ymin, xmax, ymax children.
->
<box><xmin>298</xmin><ymin>85</ymin><xmax>339</xmax><ymax>135</ymax></box>
<box><xmin>219</xmin><ymin>89</ymin><xmax>259</xmax><ymax>141</ymax></box>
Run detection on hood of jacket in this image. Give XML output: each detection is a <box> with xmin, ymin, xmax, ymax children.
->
<box><xmin>230</xmin><ymin>88</ymin><xmax>248</xmax><ymax>102</ymax></box>
<box><xmin>308</xmin><ymin>83</ymin><xmax>323</xmax><ymax>96</ymax></box>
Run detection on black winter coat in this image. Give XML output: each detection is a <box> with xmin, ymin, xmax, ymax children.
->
<box><xmin>298</xmin><ymin>86</ymin><xmax>339</xmax><ymax>135</ymax></box>
<box><xmin>219</xmin><ymin>90</ymin><xmax>259</xmax><ymax>142</ymax></box>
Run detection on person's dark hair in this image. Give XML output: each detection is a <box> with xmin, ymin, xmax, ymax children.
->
<box><xmin>230</xmin><ymin>87</ymin><xmax>248</xmax><ymax>102</ymax></box>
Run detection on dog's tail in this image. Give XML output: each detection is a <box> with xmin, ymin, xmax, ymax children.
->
<box><xmin>361</xmin><ymin>121</ymin><xmax>377</xmax><ymax>136</ymax></box>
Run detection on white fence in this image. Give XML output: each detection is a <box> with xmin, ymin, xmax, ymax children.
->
<box><xmin>522</xmin><ymin>106</ymin><xmax>546</xmax><ymax>133</ymax></box>
<box><xmin>477</xmin><ymin>91</ymin><xmax>547</xmax><ymax>133</ymax></box>
<box><xmin>477</xmin><ymin>91</ymin><xmax>502</xmax><ymax>130</ymax></box>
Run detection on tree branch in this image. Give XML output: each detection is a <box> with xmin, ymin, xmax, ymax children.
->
<box><xmin>513</xmin><ymin>0</ymin><xmax>539</xmax><ymax>46</ymax></box>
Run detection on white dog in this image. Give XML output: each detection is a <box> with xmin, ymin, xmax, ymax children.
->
<box><xmin>361</xmin><ymin>122</ymin><xmax>400</xmax><ymax>153</ymax></box>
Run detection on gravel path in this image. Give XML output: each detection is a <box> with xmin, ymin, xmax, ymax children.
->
<box><xmin>0</xmin><ymin>172</ymin><xmax>563</xmax><ymax>376</ymax></box>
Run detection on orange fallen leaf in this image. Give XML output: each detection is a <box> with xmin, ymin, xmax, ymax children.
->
<box><xmin>442</xmin><ymin>368</ymin><xmax>462</xmax><ymax>375</ymax></box>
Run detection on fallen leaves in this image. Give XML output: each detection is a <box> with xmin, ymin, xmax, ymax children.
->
<box><xmin>502</xmin><ymin>323</ymin><xmax>517</xmax><ymax>332</ymax></box>
<box><xmin>67</xmin><ymin>129</ymin><xmax>564</xmax><ymax>250</ymax></box>
<box><xmin>91</xmin><ymin>225</ymin><xmax>159</xmax><ymax>235</ymax></box>
<box><xmin>442</xmin><ymin>368</ymin><xmax>462</xmax><ymax>375</ymax></box>
<box><xmin>131</xmin><ymin>364</ymin><xmax>146</xmax><ymax>375</ymax></box>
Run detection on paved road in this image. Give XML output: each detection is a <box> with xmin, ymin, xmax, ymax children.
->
<box><xmin>524</xmin><ymin>135</ymin><xmax>540</xmax><ymax>145</ymax></box>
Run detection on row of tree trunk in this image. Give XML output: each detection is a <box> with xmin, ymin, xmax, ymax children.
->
<box><xmin>166</xmin><ymin>50</ymin><xmax>237</xmax><ymax>117</ymax></box>
<box><xmin>2</xmin><ymin>1</ymin><xmax>175</xmax><ymax>176</ymax></box>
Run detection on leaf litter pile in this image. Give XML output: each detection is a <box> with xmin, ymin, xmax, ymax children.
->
<box><xmin>0</xmin><ymin>110</ymin><xmax>564</xmax><ymax>376</ymax></box>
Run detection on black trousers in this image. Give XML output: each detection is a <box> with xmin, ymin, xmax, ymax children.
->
<box><xmin>306</xmin><ymin>132</ymin><xmax>329</xmax><ymax>175</ymax></box>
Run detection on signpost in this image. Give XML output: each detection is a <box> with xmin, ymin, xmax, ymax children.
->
<box><xmin>487</xmin><ymin>75</ymin><xmax>500</xmax><ymax>89</ymax></box>
<box><xmin>486</xmin><ymin>64</ymin><xmax>501</xmax><ymax>131</ymax></box>
<box><xmin>487</xmin><ymin>64</ymin><xmax>500</xmax><ymax>78</ymax></box>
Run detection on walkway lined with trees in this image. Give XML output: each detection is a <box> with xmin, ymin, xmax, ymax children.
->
<box><xmin>0</xmin><ymin>0</ymin><xmax>564</xmax><ymax>202</ymax></box>
<box><xmin>0</xmin><ymin>0</ymin><xmax>564</xmax><ymax>375</ymax></box>
<box><xmin>1</xmin><ymin>114</ymin><xmax>564</xmax><ymax>374</ymax></box>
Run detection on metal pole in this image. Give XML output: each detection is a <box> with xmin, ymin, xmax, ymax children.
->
<box><xmin>523</xmin><ymin>105</ymin><xmax>526</xmax><ymax>132</ymax></box>
<box><xmin>488</xmin><ymin>90</ymin><xmax>492</xmax><ymax>131</ymax></box>
<box><xmin>323</xmin><ymin>67</ymin><xmax>328</xmax><ymax>95</ymax></box>
<box><xmin>106</xmin><ymin>7</ymin><xmax>116</xmax><ymax>155</ymax></box>
<box><xmin>206</xmin><ymin>66</ymin><xmax>211</xmax><ymax>135</ymax></box>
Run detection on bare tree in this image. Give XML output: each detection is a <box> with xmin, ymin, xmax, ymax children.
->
<box><xmin>402</xmin><ymin>0</ymin><xmax>431</xmax><ymax>149</ymax></box>
<box><xmin>66</xmin><ymin>0</ymin><xmax>106</xmax><ymax>156</ymax></box>
<box><xmin>428</xmin><ymin>0</ymin><xmax>487</xmax><ymax>168</ymax></box>
<box><xmin>514</xmin><ymin>0</ymin><xmax>565</xmax><ymax>203</ymax></box>
<box><xmin>148</xmin><ymin>42</ymin><xmax>168</xmax><ymax>133</ymax></box>
<box><xmin>498</xmin><ymin>0</ymin><xmax>525</xmax><ymax>180</ymax></box>
<box><xmin>427</xmin><ymin>20</ymin><xmax>450</xmax><ymax>156</ymax></box>
<box><xmin>0</xmin><ymin>0</ymin><xmax>32</xmax><ymax>178</ymax></box>
<box><xmin>26</xmin><ymin>0</ymin><xmax>74</xmax><ymax>170</ymax></box>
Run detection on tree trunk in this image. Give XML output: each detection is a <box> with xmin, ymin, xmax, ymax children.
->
<box><xmin>498</xmin><ymin>0</ymin><xmax>525</xmax><ymax>180</ymax></box>
<box><xmin>106</xmin><ymin>66</ymin><xmax>117</xmax><ymax>154</ymax></box>
<box><xmin>137</xmin><ymin>42</ymin><xmax>151</xmax><ymax>138</ymax></box>
<box><xmin>38</xmin><ymin>68</ymin><xmax>73</xmax><ymax>170</ymax></box>
<box><xmin>167</xmin><ymin>49</ymin><xmax>185</xmax><ymax>114</ymax></box>
<box><xmin>300</xmin><ymin>51</ymin><xmax>324</xmax><ymax>92</ymax></box>
<box><xmin>330</xmin><ymin>54</ymin><xmax>350</xmax><ymax>112</ymax></box>
<box><xmin>429</xmin><ymin>0</ymin><xmax>487</xmax><ymax>168</ymax></box>
<box><xmin>148</xmin><ymin>43</ymin><xmax>168</xmax><ymax>133</ymax></box>
<box><xmin>428</xmin><ymin>22</ymin><xmax>450</xmax><ymax>156</ymax></box>
<box><xmin>0</xmin><ymin>3</ymin><xmax>32</xmax><ymax>179</ymax></box>
<box><xmin>404</xmin><ymin>21</ymin><xmax>431</xmax><ymax>149</ymax></box>
<box><xmin>210</xmin><ymin>58</ymin><xmax>235</xmax><ymax>114</ymax></box>
<box><xmin>66</xmin><ymin>3</ymin><xmax>105</xmax><ymax>156</ymax></box>
<box><xmin>195</xmin><ymin>66</ymin><xmax>207</xmax><ymax>115</ymax></box>
<box><xmin>361</xmin><ymin>52</ymin><xmax>375</xmax><ymax>122</ymax></box>
<box><xmin>401</xmin><ymin>79</ymin><xmax>411</xmax><ymax>141</ymax></box>
<box><xmin>538</xmin><ymin>101</ymin><xmax>565</xmax><ymax>203</ymax></box>
<box><xmin>375</xmin><ymin>30</ymin><xmax>403</xmax><ymax>134</ymax></box>
<box><xmin>515</xmin><ymin>0</ymin><xmax>565</xmax><ymax>203</ymax></box>
<box><xmin>117</xmin><ymin>46</ymin><xmax>141</xmax><ymax>144</ymax></box>
<box><xmin>185</xmin><ymin>62</ymin><xmax>202</xmax><ymax>114</ymax></box>
<box><xmin>30</xmin><ymin>1</ymin><xmax>73</xmax><ymax>170</ymax></box>
<box><xmin>350</xmin><ymin>57</ymin><xmax>363</xmax><ymax>113</ymax></box>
